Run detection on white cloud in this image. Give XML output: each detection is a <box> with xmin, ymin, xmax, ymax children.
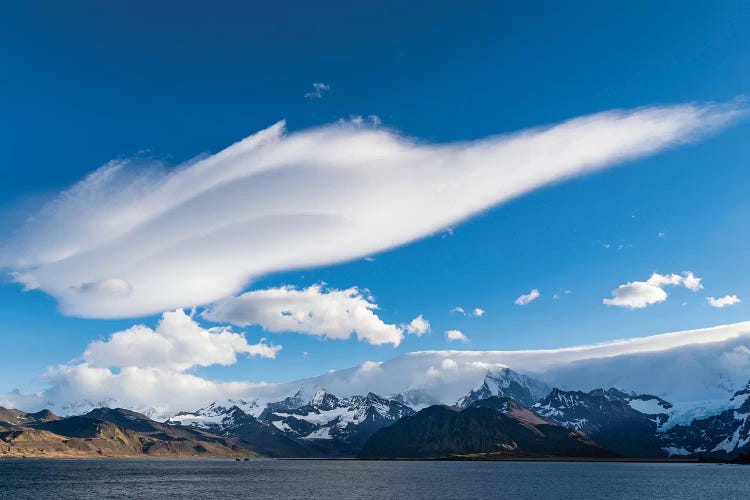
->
<box><xmin>39</xmin><ymin>364</ymin><xmax>274</xmax><ymax>418</ymax></box>
<box><xmin>203</xmin><ymin>284</ymin><xmax>406</xmax><ymax>346</ymax></box>
<box><xmin>2</xmin><ymin>311</ymin><xmax>282</xmax><ymax>417</ymax></box>
<box><xmin>7</xmin><ymin>319</ymin><xmax>750</xmax><ymax>419</ymax></box>
<box><xmin>404</xmin><ymin>315</ymin><xmax>431</xmax><ymax>336</ymax></box>
<box><xmin>603</xmin><ymin>272</ymin><xmax>703</xmax><ymax>309</ymax></box>
<box><xmin>445</xmin><ymin>329</ymin><xmax>469</xmax><ymax>343</ymax></box>
<box><xmin>707</xmin><ymin>295</ymin><xmax>741</xmax><ymax>308</ymax></box>
<box><xmin>304</xmin><ymin>82</ymin><xmax>330</xmax><ymax>99</ymax></box>
<box><xmin>2</xmin><ymin>102</ymin><xmax>742</xmax><ymax>318</ymax></box>
<box><xmin>84</xmin><ymin>309</ymin><xmax>280</xmax><ymax>371</ymax></box>
<box><xmin>552</xmin><ymin>290</ymin><xmax>571</xmax><ymax>300</ymax></box>
<box><xmin>515</xmin><ymin>289</ymin><xmax>540</xmax><ymax>305</ymax></box>
<box><xmin>451</xmin><ymin>306</ymin><xmax>484</xmax><ymax>317</ymax></box>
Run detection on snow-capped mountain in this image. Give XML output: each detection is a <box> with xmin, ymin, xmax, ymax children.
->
<box><xmin>456</xmin><ymin>368</ymin><xmax>550</xmax><ymax>408</ymax></box>
<box><xmin>168</xmin><ymin>398</ymin><xmax>267</xmax><ymax>428</ymax></box>
<box><xmin>661</xmin><ymin>381</ymin><xmax>750</xmax><ymax>457</ymax></box>
<box><xmin>6</xmin><ymin>321</ymin><xmax>750</xmax><ymax>422</ymax></box>
<box><xmin>169</xmin><ymin>388</ymin><xmax>414</xmax><ymax>456</ymax></box>
<box><xmin>260</xmin><ymin>389</ymin><xmax>414</xmax><ymax>453</ymax></box>
<box><xmin>532</xmin><ymin>388</ymin><xmax>672</xmax><ymax>457</ymax></box>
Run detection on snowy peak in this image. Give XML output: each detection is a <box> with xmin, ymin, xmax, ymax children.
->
<box><xmin>167</xmin><ymin>398</ymin><xmax>265</xmax><ymax>429</ymax></box>
<box><xmin>168</xmin><ymin>389</ymin><xmax>415</xmax><ymax>456</ymax></box>
<box><xmin>310</xmin><ymin>389</ymin><xmax>340</xmax><ymax>410</ymax></box>
<box><xmin>260</xmin><ymin>390</ymin><xmax>414</xmax><ymax>452</ymax></box>
<box><xmin>456</xmin><ymin>368</ymin><xmax>550</xmax><ymax>408</ymax></box>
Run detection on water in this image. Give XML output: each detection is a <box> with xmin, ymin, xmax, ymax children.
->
<box><xmin>0</xmin><ymin>459</ymin><xmax>748</xmax><ymax>499</ymax></box>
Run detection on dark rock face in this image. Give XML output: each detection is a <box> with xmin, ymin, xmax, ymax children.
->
<box><xmin>531</xmin><ymin>388</ymin><xmax>670</xmax><ymax>458</ymax></box>
<box><xmin>359</xmin><ymin>397</ymin><xmax>617</xmax><ymax>459</ymax></box>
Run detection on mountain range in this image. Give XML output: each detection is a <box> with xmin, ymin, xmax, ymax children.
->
<box><xmin>5</xmin><ymin>321</ymin><xmax>750</xmax><ymax>460</ymax></box>
<box><xmin>0</xmin><ymin>407</ymin><xmax>257</xmax><ymax>458</ymax></box>
<box><xmin>5</xmin><ymin>366</ymin><xmax>750</xmax><ymax>460</ymax></box>
<box><xmin>163</xmin><ymin>368</ymin><xmax>750</xmax><ymax>459</ymax></box>
<box><xmin>7</xmin><ymin>321</ymin><xmax>750</xmax><ymax>423</ymax></box>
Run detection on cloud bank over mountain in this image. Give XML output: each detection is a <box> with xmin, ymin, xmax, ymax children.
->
<box><xmin>4</xmin><ymin>318</ymin><xmax>750</xmax><ymax>419</ymax></box>
<box><xmin>1</xmin><ymin>102</ymin><xmax>743</xmax><ymax>318</ymax></box>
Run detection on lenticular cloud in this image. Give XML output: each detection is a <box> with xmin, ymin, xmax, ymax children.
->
<box><xmin>1</xmin><ymin>102</ymin><xmax>743</xmax><ymax>318</ymax></box>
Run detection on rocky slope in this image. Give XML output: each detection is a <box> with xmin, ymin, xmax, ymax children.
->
<box><xmin>0</xmin><ymin>407</ymin><xmax>256</xmax><ymax>458</ymax></box>
<box><xmin>359</xmin><ymin>397</ymin><xmax>617</xmax><ymax>459</ymax></box>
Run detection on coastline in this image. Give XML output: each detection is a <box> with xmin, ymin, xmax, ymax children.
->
<box><xmin>2</xmin><ymin>454</ymin><xmax>702</xmax><ymax>463</ymax></box>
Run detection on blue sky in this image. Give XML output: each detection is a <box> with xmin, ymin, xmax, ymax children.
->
<box><xmin>1</xmin><ymin>1</ymin><xmax>749</xmax><ymax>396</ymax></box>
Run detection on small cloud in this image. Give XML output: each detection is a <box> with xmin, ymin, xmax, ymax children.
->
<box><xmin>363</xmin><ymin>256</ymin><xmax>375</xmax><ymax>262</ymax></box>
<box><xmin>302</xmin><ymin>351</ymin><xmax>309</xmax><ymax>358</ymax></box>
<box><xmin>552</xmin><ymin>290</ymin><xmax>571</xmax><ymax>300</ymax></box>
<box><xmin>450</xmin><ymin>306</ymin><xmax>484</xmax><ymax>317</ymax></box>
<box><xmin>445</xmin><ymin>329</ymin><xmax>469</xmax><ymax>343</ymax></box>
<box><xmin>304</xmin><ymin>82</ymin><xmax>330</xmax><ymax>99</ymax></box>
<box><xmin>707</xmin><ymin>295</ymin><xmax>741</xmax><ymax>308</ymax></box>
<box><xmin>404</xmin><ymin>315</ymin><xmax>431</xmax><ymax>336</ymax></box>
<box><xmin>515</xmin><ymin>289</ymin><xmax>540</xmax><ymax>306</ymax></box>
<box><xmin>657</xmin><ymin>232</ymin><xmax>666</xmax><ymax>238</ymax></box>
<box><xmin>603</xmin><ymin>272</ymin><xmax>702</xmax><ymax>309</ymax></box>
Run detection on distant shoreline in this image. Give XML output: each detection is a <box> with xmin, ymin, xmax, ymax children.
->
<box><xmin>0</xmin><ymin>455</ymin><xmax>703</xmax><ymax>463</ymax></box>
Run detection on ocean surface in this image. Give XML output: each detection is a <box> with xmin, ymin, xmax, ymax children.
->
<box><xmin>0</xmin><ymin>459</ymin><xmax>748</xmax><ymax>499</ymax></box>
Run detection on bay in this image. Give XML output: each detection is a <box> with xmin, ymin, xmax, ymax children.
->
<box><xmin>0</xmin><ymin>459</ymin><xmax>747</xmax><ymax>499</ymax></box>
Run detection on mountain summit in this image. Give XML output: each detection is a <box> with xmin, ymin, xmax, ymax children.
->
<box><xmin>456</xmin><ymin>368</ymin><xmax>550</xmax><ymax>408</ymax></box>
